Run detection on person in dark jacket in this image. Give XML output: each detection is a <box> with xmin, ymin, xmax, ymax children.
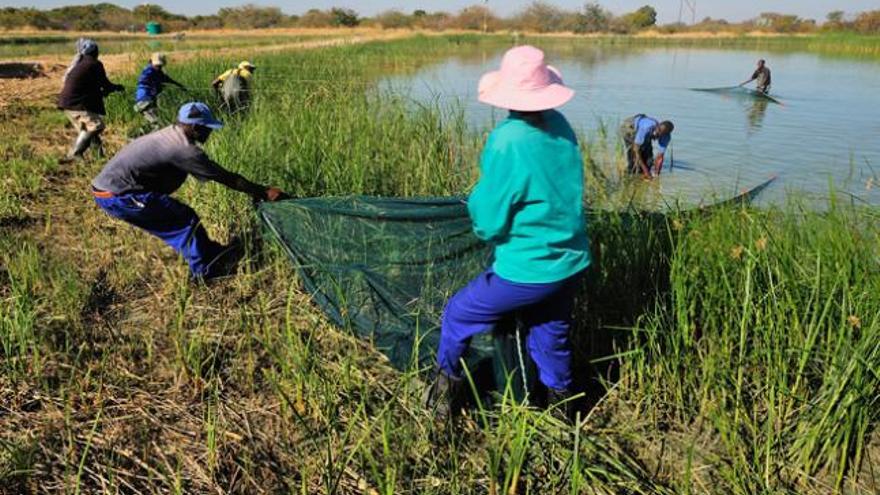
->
<box><xmin>134</xmin><ymin>52</ymin><xmax>187</xmax><ymax>129</ymax></box>
<box><xmin>58</xmin><ymin>39</ymin><xmax>124</xmax><ymax>163</ymax></box>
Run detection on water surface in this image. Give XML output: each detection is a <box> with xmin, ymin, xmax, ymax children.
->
<box><xmin>382</xmin><ymin>43</ymin><xmax>880</xmax><ymax>206</ymax></box>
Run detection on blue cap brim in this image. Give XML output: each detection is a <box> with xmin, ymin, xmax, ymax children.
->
<box><xmin>203</xmin><ymin>119</ymin><xmax>224</xmax><ymax>129</ymax></box>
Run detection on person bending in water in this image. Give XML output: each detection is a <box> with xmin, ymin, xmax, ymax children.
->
<box><xmin>741</xmin><ymin>59</ymin><xmax>772</xmax><ymax>94</ymax></box>
<box><xmin>620</xmin><ymin>115</ymin><xmax>674</xmax><ymax>179</ymax></box>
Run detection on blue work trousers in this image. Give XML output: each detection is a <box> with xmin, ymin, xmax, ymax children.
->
<box><xmin>437</xmin><ymin>269</ymin><xmax>583</xmax><ymax>391</ymax></box>
<box><xmin>94</xmin><ymin>191</ymin><xmax>222</xmax><ymax>277</ymax></box>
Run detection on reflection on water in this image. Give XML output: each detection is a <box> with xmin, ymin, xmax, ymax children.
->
<box><xmin>381</xmin><ymin>41</ymin><xmax>880</xmax><ymax>207</ymax></box>
<box><xmin>747</xmin><ymin>98</ymin><xmax>770</xmax><ymax>133</ymax></box>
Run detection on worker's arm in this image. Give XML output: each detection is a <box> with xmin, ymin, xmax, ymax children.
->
<box><xmin>467</xmin><ymin>141</ymin><xmax>525</xmax><ymax>242</ymax></box>
<box><xmin>653</xmin><ymin>154</ymin><xmax>665</xmax><ymax>175</ymax></box>
<box><xmin>632</xmin><ymin>142</ymin><xmax>653</xmax><ymax>178</ymax></box>
<box><xmin>632</xmin><ymin>123</ymin><xmax>654</xmax><ymax>178</ymax></box>
<box><xmin>740</xmin><ymin>70</ymin><xmax>758</xmax><ymax>87</ymax></box>
<box><xmin>161</xmin><ymin>71</ymin><xmax>187</xmax><ymax>91</ymax></box>
<box><xmin>214</xmin><ymin>170</ymin><xmax>285</xmax><ymax>201</ymax></box>
<box><xmin>181</xmin><ymin>150</ymin><xmax>286</xmax><ymax>201</ymax></box>
<box><xmin>96</xmin><ymin>62</ymin><xmax>124</xmax><ymax>95</ymax></box>
<box><xmin>211</xmin><ymin>70</ymin><xmax>230</xmax><ymax>90</ymax></box>
<box><xmin>653</xmin><ymin>135</ymin><xmax>671</xmax><ymax>175</ymax></box>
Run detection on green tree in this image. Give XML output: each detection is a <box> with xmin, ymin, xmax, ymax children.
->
<box><xmin>331</xmin><ymin>7</ymin><xmax>360</xmax><ymax>27</ymax></box>
<box><xmin>375</xmin><ymin>9</ymin><xmax>412</xmax><ymax>29</ymax></box>
<box><xmin>218</xmin><ymin>4</ymin><xmax>285</xmax><ymax>29</ymax></box>
<box><xmin>826</xmin><ymin>10</ymin><xmax>844</xmax><ymax>24</ymax></box>
<box><xmin>191</xmin><ymin>15</ymin><xmax>222</xmax><ymax>29</ymax></box>
<box><xmin>575</xmin><ymin>2</ymin><xmax>612</xmax><ymax>33</ymax></box>
<box><xmin>621</xmin><ymin>5</ymin><xmax>657</xmax><ymax>30</ymax></box>
<box><xmin>133</xmin><ymin>4</ymin><xmax>175</xmax><ymax>21</ymax></box>
<box><xmin>0</xmin><ymin>7</ymin><xmax>56</xmax><ymax>29</ymax></box>
<box><xmin>298</xmin><ymin>8</ymin><xmax>334</xmax><ymax>27</ymax></box>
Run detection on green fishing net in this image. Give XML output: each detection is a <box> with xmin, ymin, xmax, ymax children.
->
<box><xmin>257</xmin><ymin>179</ymin><xmax>775</xmax><ymax>399</ymax></box>
<box><xmin>259</xmin><ymin>196</ymin><xmax>539</xmax><ymax>396</ymax></box>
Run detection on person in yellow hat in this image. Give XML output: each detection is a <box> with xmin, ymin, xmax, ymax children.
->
<box><xmin>211</xmin><ymin>61</ymin><xmax>256</xmax><ymax>112</ymax></box>
<box><xmin>134</xmin><ymin>52</ymin><xmax>187</xmax><ymax>129</ymax></box>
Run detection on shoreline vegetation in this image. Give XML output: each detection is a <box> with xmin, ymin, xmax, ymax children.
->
<box><xmin>1</xmin><ymin>33</ymin><xmax>879</xmax><ymax>494</ymax></box>
<box><xmin>2</xmin><ymin>30</ymin><xmax>880</xmax><ymax>62</ymax></box>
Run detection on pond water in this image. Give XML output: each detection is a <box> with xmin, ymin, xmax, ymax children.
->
<box><xmin>382</xmin><ymin>43</ymin><xmax>880</xmax><ymax>207</ymax></box>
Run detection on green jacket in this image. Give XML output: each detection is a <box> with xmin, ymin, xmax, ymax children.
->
<box><xmin>468</xmin><ymin>110</ymin><xmax>591</xmax><ymax>284</ymax></box>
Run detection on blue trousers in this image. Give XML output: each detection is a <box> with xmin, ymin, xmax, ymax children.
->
<box><xmin>437</xmin><ymin>269</ymin><xmax>582</xmax><ymax>391</ymax></box>
<box><xmin>94</xmin><ymin>191</ymin><xmax>222</xmax><ymax>277</ymax></box>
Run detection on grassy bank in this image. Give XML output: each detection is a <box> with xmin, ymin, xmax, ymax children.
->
<box><xmin>5</xmin><ymin>30</ymin><xmax>880</xmax><ymax>61</ymax></box>
<box><xmin>1</xmin><ymin>34</ymin><xmax>879</xmax><ymax>494</ymax></box>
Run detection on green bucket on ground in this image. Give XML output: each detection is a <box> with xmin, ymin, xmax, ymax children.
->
<box><xmin>145</xmin><ymin>22</ymin><xmax>162</xmax><ymax>36</ymax></box>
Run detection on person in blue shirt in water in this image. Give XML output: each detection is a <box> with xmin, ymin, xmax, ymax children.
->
<box><xmin>620</xmin><ymin>114</ymin><xmax>674</xmax><ymax>179</ymax></box>
<box><xmin>134</xmin><ymin>53</ymin><xmax>187</xmax><ymax>129</ymax></box>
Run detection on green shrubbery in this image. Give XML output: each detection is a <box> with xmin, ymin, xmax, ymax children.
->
<box><xmin>3</xmin><ymin>2</ymin><xmax>880</xmax><ymax>36</ymax></box>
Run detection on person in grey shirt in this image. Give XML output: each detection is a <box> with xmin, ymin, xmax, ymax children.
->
<box><xmin>741</xmin><ymin>59</ymin><xmax>772</xmax><ymax>94</ymax></box>
<box><xmin>92</xmin><ymin>102</ymin><xmax>286</xmax><ymax>280</ymax></box>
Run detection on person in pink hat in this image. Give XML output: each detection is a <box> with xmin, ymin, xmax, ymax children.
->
<box><xmin>426</xmin><ymin>45</ymin><xmax>591</xmax><ymax>422</ymax></box>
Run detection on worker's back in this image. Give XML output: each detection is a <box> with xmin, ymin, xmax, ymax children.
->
<box><xmin>221</xmin><ymin>69</ymin><xmax>250</xmax><ymax>112</ymax></box>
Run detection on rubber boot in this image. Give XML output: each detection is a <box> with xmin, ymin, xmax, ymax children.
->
<box><xmin>90</xmin><ymin>133</ymin><xmax>105</xmax><ymax>159</ymax></box>
<box><xmin>144</xmin><ymin>108</ymin><xmax>161</xmax><ymax>131</ymax></box>
<box><xmin>201</xmin><ymin>240</ymin><xmax>245</xmax><ymax>283</ymax></box>
<box><xmin>424</xmin><ymin>369</ymin><xmax>465</xmax><ymax>423</ymax></box>
<box><xmin>59</xmin><ymin>130</ymin><xmax>93</xmax><ymax>164</ymax></box>
<box><xmin>547</xmin><ymin>388</ymin><xmax>579</xmax><ymax>424</ymax></box>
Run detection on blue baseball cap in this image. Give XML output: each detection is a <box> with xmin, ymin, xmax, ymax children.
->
<box><xmin>177</xmin><ymin>102</ymin><xmax>223</xmax><ymax>129</ymax></box>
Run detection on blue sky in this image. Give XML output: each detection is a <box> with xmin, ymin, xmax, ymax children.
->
<box><xmin>8</xmin><ymin>0</ymin><xmax>879</xmax><ymax>23</ymax></box>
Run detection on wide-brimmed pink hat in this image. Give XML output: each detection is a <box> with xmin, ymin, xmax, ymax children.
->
<box><xmin>478</xmin><ymin>45</ymin><xmax>574</xmax><ymax>112</ymax></box>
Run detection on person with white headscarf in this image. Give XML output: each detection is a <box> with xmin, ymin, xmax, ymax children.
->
<box><xmin>57</xmin><ymin>39</ymin><xmax>124</xmax><ymax>163</ymax></box>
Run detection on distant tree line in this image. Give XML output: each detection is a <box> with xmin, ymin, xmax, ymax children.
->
<box><xmin>1</xmin><ymin>2</ymin><xmax>879</xmax><ymax>35</ymax></box>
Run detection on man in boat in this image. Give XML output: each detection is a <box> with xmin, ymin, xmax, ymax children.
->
<box><xmin>741</xmin><ymin>59</ymin><xmax>771</xmax><ymax>94</ymax></box>
<box><xmin>90</xmin><ymin>102</ymin><xmax>287</xmax><ymax>281</ymax></box>
<box><xmin>620</xmin><ymin>115</ymin><xmax>674</xmax><ymax>179</ymax></box>
<box><xmin>212</xmin><ymin>61</ymin><xmax>256</xmax><ymax>112</ymax></box>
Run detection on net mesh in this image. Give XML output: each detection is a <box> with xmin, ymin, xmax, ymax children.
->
<box><xmin>257</xmin><ymin>178</ymin><xmax>775</xmax><ymax>398</ymax></box>
<box><xmin>259</xmin><ymin>196</ymin><xmax>539</xmax><ymax>396</ymax></box>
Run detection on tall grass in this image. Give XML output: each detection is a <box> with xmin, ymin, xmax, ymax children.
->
<box><xmin>621</xmin><ymin>203</ymin><xmax>880</xmax><ymax>493</ymax></box>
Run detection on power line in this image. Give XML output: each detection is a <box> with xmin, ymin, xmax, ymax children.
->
<box><xmin>678</xmin><ymin>0</ymin><xmax>697</xmax><ymax>25</ymax></box>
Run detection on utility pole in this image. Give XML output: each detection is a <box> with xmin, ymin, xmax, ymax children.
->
<box><xmin>678</xmin><ymin>0</ymin><xmax>697</xmax><ymax>24</ymax></box>
<box><xmin>482</xmin><ymin>0</ymin><xmax>488</xmax><ymax>33</ymax></box>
